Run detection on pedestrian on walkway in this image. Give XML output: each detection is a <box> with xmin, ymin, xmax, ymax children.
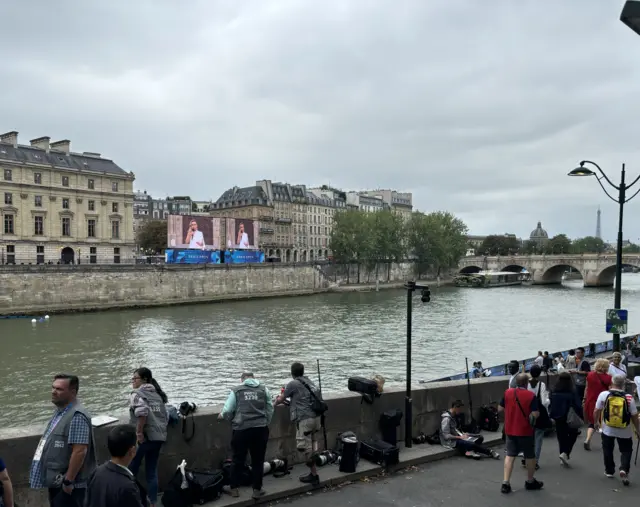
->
<box><xmin>276</xmin><ymin>362</ymin><xmax>323</xmax><ymax>486</ymax></box>
<box><xmin>526</xmin><ymin>365</ymin><xmax>550</xmax><ymax>469</ymax></box>
<box><xmin>85</xmin><ymin>425</ymin><xmax>146</xmax><ymax>507</ymax></box>
<box><xmin>498</xmin><ymin>373</ymin><xmax>543</xmax><ymax>494</ymax></box>
<box><xmin>608</xmin><ymin>352</ymin><xmax>627</xmax><ymax>378</ymax></box>
<box><xmin>128</xmin><ymin>368</ymin><xmax>168</xmax><ymax>507</ymax></box>
<box><xmin>549</xmin><ymin>372</ymin><xmax>583</xmax><ymax>467</ymax></box>
<box><xmin>0</xmin><ymin>457</ymin><xmax>14</xmax><ymax>507</ymax></box>
<box><xmin>571</xmin><ymin>347</ymin><xmax>590</xmax><ymax>404</ymax></box>
<box><xmin>594</xmin><ymin>374</ymin><xmax>640</xmax><ymax>486</ymax></box>
<box><xmin>583</xmin><ymin>359</ymin><xmax>611</xmax><ymax>451</ymax></box>
<box><xmin>220</xmin><ymin>372</ymin><xmax>274</xmax><ymax>500</ymax></box>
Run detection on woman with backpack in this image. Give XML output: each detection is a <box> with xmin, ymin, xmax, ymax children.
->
<box><xmin>129</xmin><ymin>367</ymin><xmax>169</xmax><ymax>507</ymax></box>
<box><xmin>526</xmin><ymin>365</ymin><xmax>550</xmax><ymax>469</ymax></box>
<box><xmin>550</xmin><ymin>372</ymin><xmax>583</xmax><ymax>467</ymax></box>
<box><xmin>583</xmin><ymin>359</ymin><xmax>612</xmax><ymax>450</ymax></box>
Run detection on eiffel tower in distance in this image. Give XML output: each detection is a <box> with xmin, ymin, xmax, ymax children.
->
<box><xmin>595</xmin><ymin>207</ymin><xmax>602</xmax><ymax>240</ymax></box>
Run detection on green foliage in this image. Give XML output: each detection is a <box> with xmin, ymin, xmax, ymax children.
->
<box><xmin>330</xmin><ymin>209</ymin><xmax>468</xmax><ymax>276</ymax></box>
<box><xmin>545</xmin><ymin>234</ymin><xmax>572</xmax><ymax>254</ymax></box>
<box><xmin>521</xmin><ymin>240</ymin><xmax>541</xmax><ymax>255</ymax></box>
<box><xmin>623</xmin><ymin>243</ymin><xmax>640</xmax><ymax>254</ymax></box>
<box><xmin>571</xmin><ymin>236</ymin><xmax>606</xmax><ymax>254</ymax></box>
<box><xmin>478</xmin><ymin>235</ymin><xmax>521</xmax><ymax>256</ymax></box>
<box><xmin>136</xmin><ymin>220</ymin><xmax>167</xmax><ymax>254</ymax></box>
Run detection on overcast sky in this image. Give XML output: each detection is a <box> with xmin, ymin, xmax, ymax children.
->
<box><xmin>2</xmin><ymin>1</ymin><xmax>640</xmax><ymax>241</ymax></box>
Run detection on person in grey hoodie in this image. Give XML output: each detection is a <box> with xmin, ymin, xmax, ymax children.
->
<box><xmin>440</xmin><ymin>400</ymin><xmax>500</xmax><ymax>459</ymax></box>
<box><xmin>220</xmin><ymin>372</ymin><xmax>274</xmax><ymax>500</ymax></box>
<box><xmin>128</xmin><ymin>368</ymin><xmax>168</xmax><ymax>507</ymax></box>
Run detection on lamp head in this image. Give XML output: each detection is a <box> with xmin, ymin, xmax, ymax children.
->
<box><xmin>621</xmin><ymin>1</ymin><xmax>640</xmax><ymax>37</ymax></box>
<box><xmin>568</xmin><ymin>162</ymin><xmax>595</xmax><ymax>177</ymax></box>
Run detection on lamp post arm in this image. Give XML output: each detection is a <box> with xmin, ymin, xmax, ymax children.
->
<box><xmin>626</xmin><ymin>172</ymin><xmax>640</xmax><ymax>190</ymax></box>
<box><xmin>582</xmin><ymin>160</ymin><xmax>620</xmax><ymax>190</ymax></box>
<box><xmin>596</xmin><ymin>177</ymin><xmax>622</xmax><ymax>204</ymax></box>
<box><xmin>624</xmin><ymin>185</ymin><xmax>640</xmax><ymax>204</ymax></box>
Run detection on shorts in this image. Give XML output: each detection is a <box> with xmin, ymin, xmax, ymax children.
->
<box><xmin>505</xmin><ymin>435</ymin><xmax>535</xmax><ymax>459</ymax></box>
<box><xmin>296</xmin><ymin>417</ymin><xmax>322</xmax><ymax>454</ymax></box>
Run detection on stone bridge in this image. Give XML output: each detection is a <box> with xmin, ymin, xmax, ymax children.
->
<box><xmin>458</xmin><ymin>254</ymin><xmax>640</xmax><ymax>287</ymax></box>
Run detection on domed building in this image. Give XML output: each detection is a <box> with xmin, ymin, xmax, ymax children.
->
<box><xmin>530</xmin><ymin>221</ymin><xmax>549</xmax><ymax>248</ymax></box>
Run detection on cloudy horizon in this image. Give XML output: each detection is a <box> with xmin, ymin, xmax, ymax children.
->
<box><xmin>2</xmin><ymin>1</ymin><xmax>640</xmax><ymax>242</ymax></box>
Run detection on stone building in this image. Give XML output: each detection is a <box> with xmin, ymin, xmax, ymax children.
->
<box><xmin>133</xmin><ymin>190</ymin><xmax>152</xmax><ymax>239</ymax></box>
<box><xmin>358</xmin><ymin>189</ymin><xmax>413</xmax><ymax>219</ymax></box>
<box><xmin>346</xmin><ymin>191</ymin><xmax>386</xmax><ymax>212</ymax></box>
<box><xmin>0</xmin><ymin>131</ymin><xmax>135</xmax><ymax>264</ymax></box>
<box><xmin>529</xmin><ymin>221</ymin><xmax>549</xmax><ymax>248</ymax></box>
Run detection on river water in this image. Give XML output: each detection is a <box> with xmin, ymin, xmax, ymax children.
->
<box><xmin>3</xmin><ymin>275</ymin><xmax>640</xmax><ymax>427</ymax></box>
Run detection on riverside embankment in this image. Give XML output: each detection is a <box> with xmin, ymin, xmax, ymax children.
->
<box><xmin>0</xmin><ymin>262</ymin><xmax>426</xmax><ymax>315</ymax></box>
<box><xmin>0</xmin><ymin>375</ymin><xmax>509</xmax><ymax>507</ymax></box>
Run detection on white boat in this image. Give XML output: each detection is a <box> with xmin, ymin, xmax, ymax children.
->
<box><xmin>454</xmin><ymin>271</ymin><xmax>523</xmax><ymax>288</ymax></box>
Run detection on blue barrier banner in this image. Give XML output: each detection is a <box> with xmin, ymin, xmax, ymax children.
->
<box><xmin>165</xmin><ymin>249</ymin><xmax>221</xmax><ymax>264</ymax></box>
<box><xmin>224</xmin><ymin>250</ymin><xmax>265</xmax><ymax>264</ymax></box>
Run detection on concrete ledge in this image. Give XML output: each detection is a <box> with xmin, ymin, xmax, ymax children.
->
<box><xmin>207</xmin><ymin>432</ymin><xmax>503</xmax><ymax>506</ymax></box>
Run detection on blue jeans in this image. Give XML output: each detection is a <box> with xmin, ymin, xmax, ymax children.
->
<box><xmin>129</xmin><ymin>440</ymin><xmax>163</xmax><ymax>503</ymax></box>
<box><xmin>534</xmin><ymin>428</ymin><xmax>545</xmax><ymax>462</ymax></box>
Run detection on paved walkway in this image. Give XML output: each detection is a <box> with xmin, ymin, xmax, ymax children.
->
<box><xmin>284</xmin><ymin>433</ymin><xmax>638</xmax><ymax>506</ymax></box>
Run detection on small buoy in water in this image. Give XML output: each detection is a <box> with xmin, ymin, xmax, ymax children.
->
<box><xmin>44</xmin><ymin>315</ymin><xmax>50</xmax><ymax>319</ymax></box>
<box><xmin>31</xmin><ymin>318</ymin><xmax>37</xmax><ymax>324</ymax></box>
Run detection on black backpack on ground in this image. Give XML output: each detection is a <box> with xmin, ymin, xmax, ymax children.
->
<box><xmin>221</xmin><ymin>459</ymin><xmax>252</xmax><ymax>487</ymax></box>
<box><xmin>359</xmin><ymin>438</ymin><xmax>399</xmax><ymax>467</ymax></box>
<box><xmin>161</xmin><ymin>467</ymin><xmax>224</xmax><ymax>507</ymax></box>
<box><xmin>479</xmin><ymin>405</ymin><xmax>500</xmax><ymax>432</ymax></box>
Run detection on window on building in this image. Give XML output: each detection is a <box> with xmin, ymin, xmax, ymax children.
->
<box><xmin>4</xmin><ymin>214</ymin><xmax>14</xmax><ymax>235</ymax></box>
<box><xmin>88</xmin><ymin>179</ymin><xmax>95</xmax><ymax>190</ymax></box>
<box><xmin>111</xmin><ymin>220</ymin><xmax>120</xmax><ymax>239</ymax></box>
<box><xmin>62</xmin><ymin>198</ymin><xmax>70</xmax><ymax>209</ymax></box>
<box><xmin>114</xmin><ymin>247</ymin><xmax>120</xmax><ymax>264</ymax></box>
<box><xmin>62</xmin><ymin>176</ymin><xmax>69</xmax><ymax>187</ymax></box>
<box><xmin>34</xmin><ymin>195</ymin><xmax>42</xmax><ymax>207</ymax></box>
<box><xmin>89</xmin><ymin>246</ymin><xmax>97</xmax><ymax>264</ymax></box>
<box><xmin>36</xmin><ymin>245</ymin><xmax>44</xmax><ymax>264</ymax></box>
<box><xmin>112</xmin><ymin>182</ymin><xmax>118</xmax><ymax>192</ymax></box>
<box><xmin>3</xmin><ymin>169</ymin><xmax>11</xmax><ymax>181</ymax></box>
<box><xmin>34</xmin><ymin>172</ymin><xmax>41</xmax><ymax>184</ymax></box>
<box><xmin>112</xmin><ymin>202</ymin><xmax>118</xmax><ymax>213</ymax></box>
<box><xmin>88</xmin><ymin>200</ymin><xmax>95</xmax><ymax>211</ymax></box>
<box><xmin>62</xmin><ymin>217</ymin><xmax>71</xmax><ymax>237</ymax></box>
<box><xmin>34</xmin><ymin>216</ymin><xmax>44</xmax><ymax>236</ymax></box>
<box><xmin>87</xmin><ymin>219</ymin><xmax>96</xmax><ymax>238</ymax></box>
<box><xmin>6</xmin><ymin>245</ymin><xmax>15</xmax><ymax>264</ymax></box>
<box><xmin>4</xmin><ymin>192</ymin><xmax>11</xmax><ymax>205</ymax></box>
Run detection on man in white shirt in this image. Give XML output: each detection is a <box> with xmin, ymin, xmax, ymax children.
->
<box><xmin>185</xmin><ymin>220</ymin><xmax>205</xmax><ymax>249</ymax></box>
<box><xmin>534</xmin><ymin>352</ymin><xmax>544</xmax><ymax>368</ymax></box>
<box><xmin>594</xmin><ymin>374</ymin><xmax>640</xmax><ymax>486</ymax></box>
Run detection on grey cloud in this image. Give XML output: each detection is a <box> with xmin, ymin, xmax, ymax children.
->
<box><xmin>1</xmin><ymin>0</ymin><xmax>639</xmax><ymax>239</ymax></box>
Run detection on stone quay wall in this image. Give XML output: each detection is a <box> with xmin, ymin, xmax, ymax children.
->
<box><xmin>0</xmin><ymin>261</ymin><xmax>425</xmax><ymax>316</ymax></box>
<box><xmin>1</xmin><ymin>376</ymin><xmax>509</xmax><ymax>507</ymax></box>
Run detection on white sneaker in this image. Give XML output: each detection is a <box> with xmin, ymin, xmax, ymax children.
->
<box><xmin>620</xmin><ymin>470</ymin><xmax>630</xmax><ymax>486</ymax></box>
<box><xmin>605</xmin><ymin>472</ymin><xmax>614</xmax><ymax>479</ymax></box>
<box><xmin>559</xmin><ymin>453</ymin><xmax>570</xmax><ymax>468</ymax></box>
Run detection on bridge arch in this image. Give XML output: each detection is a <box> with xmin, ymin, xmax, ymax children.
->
<box><xmin>596</xmin><ymin>263</ymin><xmax>637</xmax><ymax>287</ymax></box>
<box><xmin>539</xmin><ymin>264</ymin><xmax>584</xmax><ymax>285</ymax></box>
<box><xmin>459</xmin><ymin>265</ymin><xmax>482</xmax><ymax>274</ymax></box>
<box><xmin>501</xmin><ymin>264</ymin><xmax>527</xmax><ymax>273</ymax></box>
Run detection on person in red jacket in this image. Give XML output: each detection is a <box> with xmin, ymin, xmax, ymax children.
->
<box><xmin>498</xmin><ymin>373</ymin><xmax>543</xmax><ymax>494</ymax></box>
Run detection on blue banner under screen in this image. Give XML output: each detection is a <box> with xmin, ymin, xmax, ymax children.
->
<box><xmin>224</xmin><ymin>250</ymin><xmax>265</xmax><ymax>264</ymax></box>
<box><xmin>165</xmin><ymin>249</ymin><xmax>221</xmax><ymax>264</ymax></box>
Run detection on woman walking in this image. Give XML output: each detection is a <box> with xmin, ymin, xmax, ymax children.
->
<box><xmin>526</xmin><ymin>365</ymin><xmax>550</xmax><ymax>469</ymax></box>
<box><xmin>549</xmin><ymin>372</ymin><xmax>583</xmax><ymax>467</ymax></box>
<box><xmin>129</xmin><ymin>367</ymin><xmax>169</xmax><ymax>507</ymax></box>
<box><xmin>608</xmin><ymin>352</ymin><xmax>627</xmax><ymax>378</ymax></box>
<box><xmin>583</xmin><ymin>359</ymin><xmax>611</xmax><ymax>450</ymax></box>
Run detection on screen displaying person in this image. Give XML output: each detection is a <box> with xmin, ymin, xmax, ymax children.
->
<box><xmin>185</xmin><ymin>220</ymin><xmax>205</xmax><ymax>249</ymax></box>
<box><xmin>236</xmin><ymin>222</ymin><xmax>250</xmax><ymax>248</ymax></box>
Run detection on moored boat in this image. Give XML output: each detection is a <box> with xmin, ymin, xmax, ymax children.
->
<box><xmin>453</xmin><ymin>271</ymin><xmax>523</xmax><ymax>288</ymax></box>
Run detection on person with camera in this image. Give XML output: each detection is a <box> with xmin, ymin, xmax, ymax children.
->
<box><xmin>128</xmin><ymin>368</ymin><xmax>168</xmax><ymax>507</ymax></box>
<box><xmin>219</xmin><ymin>372</ymin><xmax>274</xmax><ymax>500</ymax></box>
<box><xmin>85</xmin><ymin>425</ymin><xmax>146</xmax><ymax>507</ymax></box>
<box><xmin>0</xmin><ymin>457</ymin><xmax>14</xmax><ymax>507</ymax></box>
<box><xmin>275</xmin><ymin>362</ymin><xmax>324</xmax><ymax>486</ymax></box>
<box><xmin>440</xmin><ymin>400</ymin><xmax>500</xmax><ymax>459</ymax></box>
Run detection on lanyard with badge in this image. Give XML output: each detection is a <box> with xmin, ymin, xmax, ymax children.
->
<box><xmin>33</xmin><ymin>405</ymin><xmax>71</xmax><ymax>462</ymax></box>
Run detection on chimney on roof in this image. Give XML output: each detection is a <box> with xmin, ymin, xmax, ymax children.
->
<box><xmin>30</xmin><ymin>136</ymin><xmax>50</xmax><ymax>152</ymax></box>
<box><xmin>83</xmin><ymin>152</ymin><xmax>101</xmax><ymax>158</ymax></box>
<box><xmin>0</xmin><ymin>131</ymin><xmax>18</xmax><ymax>147</ymax></box>
<box><xmin>50</xmin><ymin>139</ymin><xmax>70</xmax><ymax>154</ymax></box>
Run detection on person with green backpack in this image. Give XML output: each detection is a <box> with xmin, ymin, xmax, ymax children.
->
<box><xmin>594</xmin><ymin>374</ymin><xmax>640</xmax><ymax>486</ymax></box>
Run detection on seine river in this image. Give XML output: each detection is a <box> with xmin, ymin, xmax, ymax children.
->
<box><xmin>2</xmin><ymin>275</ymin><xmax>640</xmax><ymax>427</ymax></box>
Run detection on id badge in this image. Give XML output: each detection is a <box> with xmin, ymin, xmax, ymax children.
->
<box><xmin>33</xmin><ymin>437</ymin><xmax>46</xmax><ymax>461</ymax></box>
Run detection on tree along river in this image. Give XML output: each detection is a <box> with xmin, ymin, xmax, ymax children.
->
<box><xmin>3</xmin><ymin>275</ymin><xmax>640</xmax><ymax>428</ymax></box>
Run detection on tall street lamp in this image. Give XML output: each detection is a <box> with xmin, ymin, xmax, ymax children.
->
<box><xmin>404</xmin><ymin>281</ymin><xmax>430</xmax><ymax>448</ymax></box>
<box><xmin>568</xmin><ymin>160</ymin><xmax>640</xmax><ymax>351</ymax></box>
<box><xmin>621</xmin><ymin>1</ymin><xmax>640</xmax><ymax>35</ymax></box>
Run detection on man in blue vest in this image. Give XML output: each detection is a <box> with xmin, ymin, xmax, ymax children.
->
<box><xmin>220</xmin><ymin>372</ymin><xmax>274</xmax><ymax>500</ymax></box>
<box><xmin>29</xmin><ymin>374</ymin><xmax>97</xmax><ymax>507</ymax></box>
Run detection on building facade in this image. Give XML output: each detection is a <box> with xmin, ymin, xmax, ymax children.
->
<box><xmin>346</xmin><ymin>191</ymin><xmax>386</xmax><ymax>213</ymax></box>
<box><xmin>359</xmin><ymin>189</ymin><xmax>412</xmax><ymax>219</ymax></box>
<box><xmin>133</xmin><ymin>190</ymin><xmax>152</xmax><ymax>239</ymax></box>
<box><xmin>0</xmin><ymin>131</ymin><xmax>135</xmax><ymax>264</ymax></box>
